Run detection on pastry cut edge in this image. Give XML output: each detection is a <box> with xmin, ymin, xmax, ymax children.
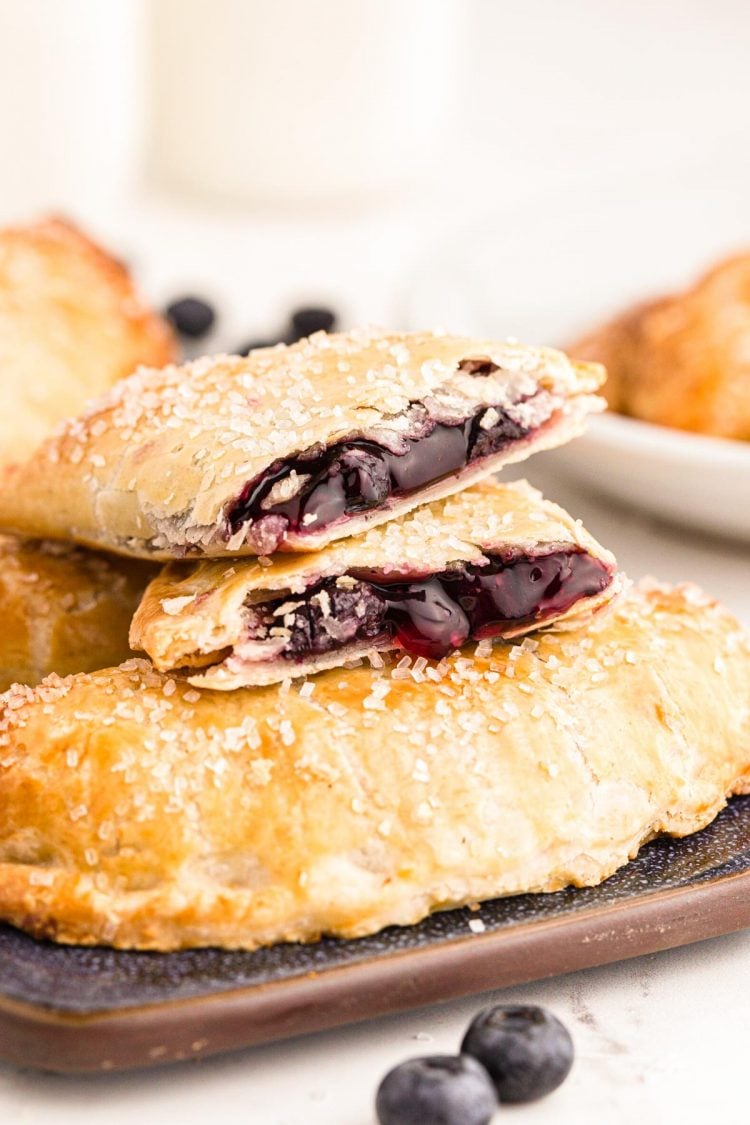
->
<box><xmin>130</xmin><ymin>479</ymin><xmax>619</xmax><ymax>688</ymax></box>
<box><xmin>0</xmin><ymin>330</ymin><xmax>605</xmax><ymax>559</ymax></box>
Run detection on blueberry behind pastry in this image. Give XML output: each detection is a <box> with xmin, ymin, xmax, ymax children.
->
<box><xmin>236</xmin><ymin>338</ymin><xmax>277</xmax><ymax>356</ymax></box>
<box><xmin>235</xmin><ymin>305</ymin><xmax>337</xmax><ymax>355</ymax></box>
<box><xmin>165</xmin><ymin>296</ymin><xmax>216</xmax><ymax>340</ymax></box>
<box><xmin>286</xmin><ymin>305</ymin><xmax>337</xmax><ymax>342</ymax></box>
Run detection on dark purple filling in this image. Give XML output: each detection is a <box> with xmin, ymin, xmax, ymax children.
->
<box><xmin>228</xmin><ymin>403</ymin><xmax>534</xmax><ymax>538</ymax></box>
<box><xmin>268</xmin><ymin>549</ymin><xmax>611</xmax><ymax>663</ymax></box>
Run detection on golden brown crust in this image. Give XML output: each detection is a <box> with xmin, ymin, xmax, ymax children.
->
<box><xmin>0</xmin><ymin>536</ymin><xmax>156</xmax><ymax>691</ymax></box>
<box><xmin>0</xmin><ymin>581</ymin><xmax>747</xmax><ymax>951</ymax></box>
<box><xmin>570</xmin><ymin>253</ymin><xmax>750</xmax><ymax>439</ymax></box>
<box><xmin>130</xmin><ymin>479</ymin><xmax>619</xmax><ymax>687</ymax></box>
<box><xmin>0</xmin><ymin>330</ymin><xmax>604</xmax><ymax>558</ymax></box>
<box><xmin>0</xmin><ymin>216</ymin><xmax>176</xmax><ymax>466</ymax></box>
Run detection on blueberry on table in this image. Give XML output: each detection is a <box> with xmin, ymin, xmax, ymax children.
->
<box><xmin>287</xmin><ymin>305</ymin><xmax>337</xmax><ymax>342</ymax></box>
<box><xmin>461</xmin><ymin>1004</ymin><xmax>574</xmax><ymax>1104</ymax></box>
<box><xmin>376</xmin><ymin>1055</ymin><xmax>496</xmax><ymax>1125</ymax></box>
<box><xmin>165</xmin><ymin>297</ymin><xmax>216</xmax><ymax>339</ymax></box>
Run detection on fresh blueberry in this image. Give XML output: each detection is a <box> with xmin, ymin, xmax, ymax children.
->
<box><xmin>165</xmin><ymin>297</ymin><xmax>216</xmax><ymax>339</ymax></box>
<box><xmin>461</xmin><ymin>1004</ymin><xmax>574</xmax><ymax>1104</ymax></box>
<box><xmin>236</xmin><ymin>338</ymin><xmax>279</xmax><ymax>356</ymax></box>
<box><xmin>375</xmin><ymin>1055</ymin><xmax>496</xmax><ymax>1125</ymax></box>
<box><xmin>286</xmin><ymin>305</ymin><xmax>337</xmax><ymax>342</ymax></box>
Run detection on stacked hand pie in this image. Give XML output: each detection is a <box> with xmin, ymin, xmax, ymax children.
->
<box><xmin>0</xmin><ymin>216</ymin><xmax>174</xmax><ymax>467</ymax></box>
<box><xmin>0</xmin><ymin>217</ymin><xmax>171</xmax><ymax>690</ymax></box>
<box><xmin>0</xmin><ymin>295</ymin><xmax>748</xmax><ymax>951</ymax></box>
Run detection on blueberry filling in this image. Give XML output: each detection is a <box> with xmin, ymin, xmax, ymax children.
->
<box><xmin>245</xmin><ymin>549</ymin><xmax>611</xmax><ymax>663</ymax></box>
<box><xmin>227</xmin><ymin>402</ymin><xmax>536</xmax><ymax>539</ymax></box>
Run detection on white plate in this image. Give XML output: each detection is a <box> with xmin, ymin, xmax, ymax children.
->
<box><xmin>546</xmin><ymin>411</ymin><xmax>750</xmax><ymax>542</ymax></box>
<box><xmin>406</xmin><ymin>176</ymin><xmax>750</xmax><ymax>540</ymax></box>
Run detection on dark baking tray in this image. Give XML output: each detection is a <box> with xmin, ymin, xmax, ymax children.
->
<box><xmin>3</xmin><ymin>795</ymin><xmax>750</xmax><ymax>1074</ymax></box>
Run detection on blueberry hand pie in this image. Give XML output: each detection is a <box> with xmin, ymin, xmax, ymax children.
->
<box><xmin>130</xmin><ymin>479</ymin><xmax>618</xmax><ymax>688</ymax></box>
<box><xmin>0</xmin><ymin>216</ymin><xmax>175</xmax><ymax>467</ymax></box>
<box><xmin>1</xmin><ymin>581</ymin><xmax>747</xmax><ymax>952</ymax></box>
<box><xmin>0</xmin><ymin>536</ymin><xmax>155</xmax><ymax>691</ymax></box>
<box><xmin>570</xmin><ymin>252</ymin><xmax>750</xmax><ymax>440</ymax></box>
<box><xmin>0</xmin><ymin>331</ymin><xmax>605</xmax><ymax>558</ymax></box>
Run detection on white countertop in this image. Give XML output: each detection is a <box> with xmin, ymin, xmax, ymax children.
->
<box><xmin>1</xmin><ymin>197</ymin><xmax>749</xmax><ymax>1125</ymax></box>
<box><xmin>4</xmin><ymin>928</ymin><xmax>750</xmax><ymax>1125</ymax></box>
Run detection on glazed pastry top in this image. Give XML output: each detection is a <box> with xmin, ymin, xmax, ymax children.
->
<box><xmin>570</xmin><ymin>252</ymin><xmax>750</xmax><ymax>440</ymax></box>
<box><xmin>0</xmin><ymin>216</ymin><xmax>175</xmax><ymax>466</ymax></box>
<box><xmin>0</xmin><ymin>581</ymin><xmax>747</xmax><ymax>952</ymax></box>
<box><xmin>0</xmin><ymin>329</ymin><xmax>604</xmax><ymax>557</ymax></box>
<box><xmin>131</xmin><ymin>478</ymin><xmax>618</xmax><ymax>687</ymax></box>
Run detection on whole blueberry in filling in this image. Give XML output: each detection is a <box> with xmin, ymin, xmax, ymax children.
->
<box><xmin>227</xmin><ymin>399</ymin><xmax>534</xmax><ymax>540</ymax></box>
<box><xmin>284</xmin><ymin>579</ymin><xmax>386</xmax><ymax>658</ymax></box>
<box><xmin>247</xmin><ymin>549</ymin><xmax>611</xmax><ymax>663</ymax></box>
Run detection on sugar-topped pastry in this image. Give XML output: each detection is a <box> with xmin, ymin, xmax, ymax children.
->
<box><xmin>1</xmin><ymin>581</ymin><xmax>747</xmax><ymax>952</ymax></box>
<box><xmin>131</xmin><ymin>479</ymin><xmax>618</xmax><ymax>688</ymax></box>
<box><xmin>570</xmin><ymin>252</ymin><xmax>750</xmax><ymax>440</ymax></box>
<box><xmin>0</xmin><ymin>536</ymin><xmax>155</xmax><ymax>691</ymax></box>
<box><xmin>0</xmin><ymin>216</ymin><xmax>175</xmax><ymax>467</ymax></box>
<box><xmin>0</xmin><ymin>330</ymin><xmax>605</xmax><ymax>559</ymax></box>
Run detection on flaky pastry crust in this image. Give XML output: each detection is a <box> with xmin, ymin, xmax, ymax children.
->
<box><xmin>0</xmin><ymin>582</ymin><xmax>747</xmax><ymax>951</ymax></box>
<box><xmin>570</xmin><ymin>253</ymin><xmax>750</xmax><ymax>439</ymax></box>
<box><xmin>0</xmin><ymin>330</ymin><xmax>604</xmax><ymax>558</ymax></box>
<box><xmin>130</xmin><ymin>479</ymin><xmax>618</xmax><ymax>687</ymax></box>
<box><xmin>0</xmin><ymin>216</ymin><xmax>176</xmax><ymax>466</ymax></box>
<box><xmin>0</xmin><ymin>536</ymin><xmax>155</xmax><ymax>691</ymax></box>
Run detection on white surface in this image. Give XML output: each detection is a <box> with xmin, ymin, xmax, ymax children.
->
<box><xmin>406</xmin><ymin>177</ymin><xmax>750</xmax><ymax>346</ymax></box>
<box><xmin>549</xmin><ymin>412</ymin><xmax>750</xmax><ymax>542</ymax></box>
<box><xmin>0</xmin><ymin>1</ymin><xmax>145</xmax><ymax>219</ymax></box>
<box><xmin>4</xmin><ymin>931</ymin><xmax>750</xmax><ymax>1124</ymax></box>
<box><xmin>4</xmin><ymin>0</ymin><xmax>750</xmax><ymax>223</ymax></box>
<box><xmin>149</xmin><ymin>0</ymin><xmax>461</xmax><ymax>206</ymax></box>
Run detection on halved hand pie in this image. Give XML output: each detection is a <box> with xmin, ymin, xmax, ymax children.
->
<box><xmin>0</xmin><ymin>582</ymin><xmax>747</xmax><ymax>952</ymax></box>
<box><xmin>130</xmin><ymin>479</ymin><xmax>618</xmax><ymax>687</ymax></box>
<box><xmin>0</xmin><ymin>536</ymin><xmax>155</xmax><ymax>691</ymax></box>
<box><xmin>0</xmin><ymin>330</ymin><xmax>604</xmax><ymax>558</ymax></box>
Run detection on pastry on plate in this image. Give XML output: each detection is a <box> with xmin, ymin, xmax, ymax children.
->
<box><xmin>0</xmin><ymin>536</ymin><xmax>155</xmax><ymax>691</ymax></box>
<box><xmin>0</xmin><ymin>581</ymin><xmax>747</xmax><ymax>952</ymax></box>
<box><xmin>0</xmin><ymin>330</ymin><xmax>605</xmax><ymax>559</ymax></box>
<box><xmin>130</xmin><ymin>479</ymin><xmax>618</xmax><ymax>688</ymax></box>
<box><xmin>0</xmin><ymin>216</ymin><xmax>176</xmax><ymax>466</ymax></box>
<box><xmin>570</xmin><ymin>252</ymin><xmax>750</xmax><ymax>440</ymax></box>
